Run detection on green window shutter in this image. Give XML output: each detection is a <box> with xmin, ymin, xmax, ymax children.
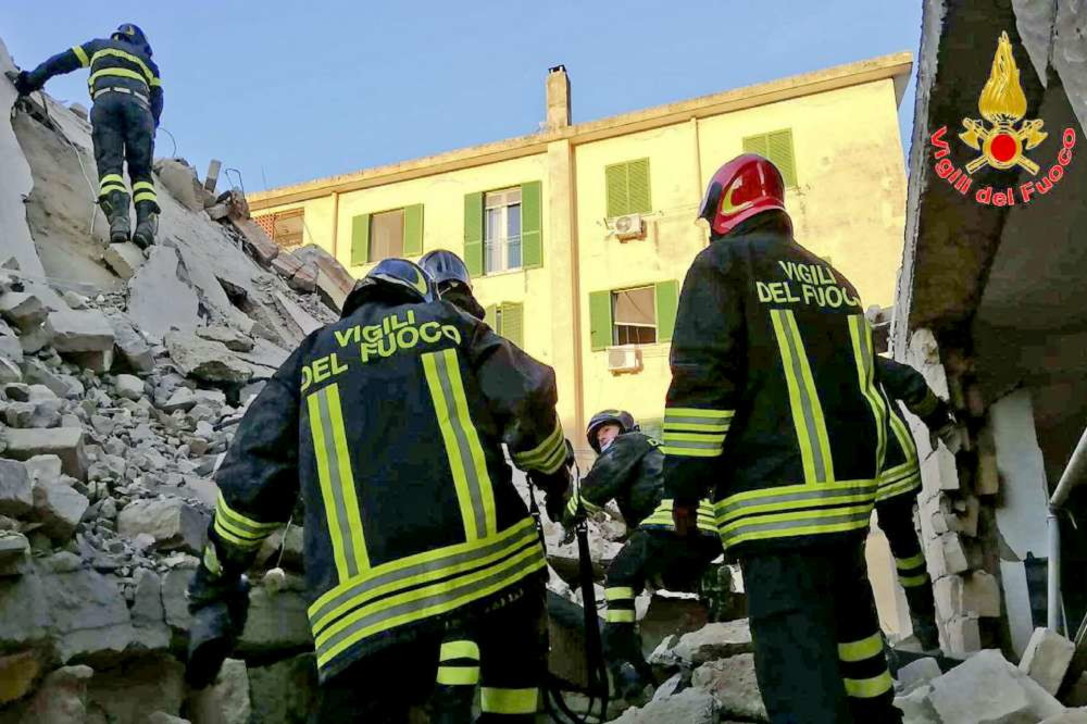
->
<box><xmin>655</xmin><ymin>280</ymin><xmax>680</xmax><ymax>343</ymax></box>
<box><xmin>742</xmin><ymin>133</ymin><xmax>770</xmax><ymax>158</ymax></box>
<box><xmin>520</xmin><ymin>181</ymin><xmax>543</xmax><ymax>269</ymax></box>
<box><xmin>351</xmin><ymin>214</ymin><xmax>370</xmax><ymax>266</ymax></box>
<box><xmin>500</xmin><ymin>302</ymin><xmax>524</xmax><ymax>347</ymax></box>
<box><xmin>403</xmin><ymin>204</ymin><xmax>424</xmax><ymax>256</ymax></box>
<box><xmin>628</xmin><ymin>158</ymin><xmax>651</xmax><ymax>214</ymax></box>
<box><xmin>768</xmin><ymin>129</ymin><xmax>797</xmax><ymax>187</ymax></box>
<box><xmin>463</xmin><ymin>192</ymin><xmax>484</xmax><ymax>277</ymax></box>
<box><xmin>605</xmin><ymin>163</ymin><xmax>628</xmax><ymax>218</ymax></box>
<box><xmin>588</xmin><ymin>290</ymin><xmax>613</xmax><ymax>352</ymax></box>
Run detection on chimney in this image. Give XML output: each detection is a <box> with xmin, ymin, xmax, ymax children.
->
<box><xmin>546</xmin><ymin>65</ymin><xmax>571</xmax><ymax>130</ymax></box>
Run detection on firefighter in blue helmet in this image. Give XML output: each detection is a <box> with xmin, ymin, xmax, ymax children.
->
<box><xmin>13</xmin><ymin>23</ymin><xmax>163</xmax><ymax>248</ymax></box>
<box><xmin>665</xmin><ymin>155</ymin><xmax>902</xmax><ymax>723</ymax></box>
<box><xmin>185</xmin><ymin>258</ymin><xmax>572</xmax><ymax>722</ymax></box>
<box><xmin>420</xmin><ymin>249</ymin><xmax>487</xmax><ymax>321</ymax></box>
<box><xmin>569</xmin><ymin>409</ymin><xmax>722</xmax><ymax>702</ymax></box>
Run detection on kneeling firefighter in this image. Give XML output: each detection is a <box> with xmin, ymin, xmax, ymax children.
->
<box><xmin>12</xmin><ymin>23</ymin><xmax>163</xmax><ymax>248</ymax></box>
<box><xmin>185</xmin><ymin>258</ymin><xmax>572</xmax><ymax>722</ymax></box>
<box><xmin>569</xmin><ymin>410</ymin><xmax>722</xmax><ymax>701</ymax></box>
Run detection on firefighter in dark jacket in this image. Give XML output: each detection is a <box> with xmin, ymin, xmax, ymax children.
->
<box><xmin>665</xmin><ymin>154</ymin><xmax>901</xmax><ymax>723</ymax></box>
<box><xmin>875</xmin><ymin>355</ymin><xmax>960</xmax><ymax>653</ymax></box>
<box><xmin>13</xmin><ymin>23</ymin><xmax>162</xmax><ymax>248</ymax></box>
<box><xmin>185</xmin><ymin>259</ymin><xmax>572</xmax><ymax>722</ymax></box>
<box><xmin>420</xmin><ymin>249</ymin><xmax>488</xmax><ymax>322</ymax></box>
<box><xmin>570</xmin><ymin>410</ymin><xmax>720</xmax><ymax>701</ymax></box>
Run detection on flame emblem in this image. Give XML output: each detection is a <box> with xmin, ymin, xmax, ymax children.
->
<box><xmin>959</xmin><ymin>32</ymin><xmax>1047</xmax><ymax>175</ymax></box>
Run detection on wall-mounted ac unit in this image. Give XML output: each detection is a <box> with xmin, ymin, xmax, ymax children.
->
<box><xmin>607</xmin><ymin>346</ymin><xmax>642</xmax><ymax>373</ymax></box>
<box><xmin>613</xmin><ymin>213</ymin><xmax>645</xmax><ymax>241</ymax></box>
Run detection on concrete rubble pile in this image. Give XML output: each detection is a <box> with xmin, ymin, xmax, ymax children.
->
<box><xmin>0</xmin><ymin>36</ymin><xmax>350</xmax><ymax>724</ymax></box>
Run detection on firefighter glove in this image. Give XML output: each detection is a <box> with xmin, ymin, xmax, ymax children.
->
<box><xmin>935</xmin><ymin>422</ymin><xmax>965</xmax><ymax>455</ymax></box>
<box><xmin>184</xmin><ymin>565</ymin><xmax>251</xmax><ymax>689</ymax></box>
<box><xmin>13</xmin><ymin>71</ymin><xmax>39</xmax><ymax>97</ymax></box>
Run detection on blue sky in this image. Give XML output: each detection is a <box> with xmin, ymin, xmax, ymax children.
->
<box><xmin>2</xmin><ymin>1</ymin><xmax>922</xmax><ymax>191</ymax></box>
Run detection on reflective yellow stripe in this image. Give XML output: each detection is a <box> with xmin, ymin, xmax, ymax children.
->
<box><xmin>315</xmin><ymin>541</ymin><xmax>546</xmax><ymax>671</ymax></box>
<box><xmin>663</xmin><ymin>431</ymin><xmax>727</xmax><ymax>444</ymax></box>
<box><xmin>437</xmin><ymin>666</ymin><xmax>480</xmax><ymax>686</ymax></box>
<box><xmin>843</xmin><ymin>671</ymin><xmax>894</xmax><ymax>699</ymax></box>
<box><xmin>716</xmin><ymin>493</ymin><xmax>874</xmax><ymax>548</ymax></box>
<box><xmin>422</xmin><ymin>349</ymin><xmax>497</xmax><ymax>540</ymax></box>
<box><xmin>213</xmin><ymin>493</ymin><xmax>280</xmax><ymax>549</ymax></box>
<box><xmin>663</xmin><ymin>421</ymin><xmax>730</xmax><ymax>432</ymax></box>
<box><xmin>605</xmin><ymin>587</ymin><xmax>634</xmax><ymax>601</ymax></box>
<box><xmin>481</xmin><ymin>687</ymin><xmax>539</xmax><ymax>715</ymax></box>
<box><xmin>666</xmin><ymin>408</ymin><xmax>733</xmax><ymax>420</ymax></box>
<box><xmin>899</xmin><ymin>573</ymin><xmax>929</xmax><ymax>588</ymax></box>
<box><xmin>770</xmin><ymin>309</ymin><xmax>834</xmax><ymax>484</ymax></box>
<box><xmin>133</xmin><ymin>181</ymin><xmax>155</xmax><ymax>192</ymax></box>
<box><xmin>606</xmin><ymin>610</ymin><xmax>636</xmax><ymax>623</ymax></box>
<box><xmin>513</xmin><ymin>419</ymin><xmax>565</xmax><ymax>472</ymax></box>
<box><xmin>913</xmin><ymin>390</ymin><xmax>939</xmax><ymax>417</ymax></box>
<box><xmin>662</xmin><ymin>444</ymin><xmax>720</xmax><ymax>458</ymax></box>
<box><xmin>716</xmin><ymin>482</ymin><xmax>876</xmax><ymax>523</ymax></box>
<box><xmin>99</xmin><ymin>174</ymin><xmax>125</xmax><ymax>188</ymax></box>
<box><xmin>90</xmin><ymin>48</ymin><xmax>155</xmax><ymax>84</ymax></box>
<box><xmin>308</xmin><ymin>384</ymin><xmax>369</xmax><ymax>582</ymax></box>
<box><xmin>849</xmin><ymin>315</ymin><xmax>889</xmax><ymax>477</ymax></box>
<box><xmin>876</xmin><ymin>465</ymin><xmax>921</xmax><ymax>502</ymax></box>
<box><xmin>838</xmin><ymin>633</ymin><xmax>884</xmax><ymax>662</ymax></box>
<box><xmin>308</xmin><ymin>518</ymin><xmax>539</xmax><ymax>634</ymax></box>
<box><xmin>896</xmin><ymin>552</ymin><xmax>926</xmax><ymax>570</ymax></box>
<box><xmin>150</xmin><ymin>76</ymin><xmax>162</xmax><ymax>87</ymax></box>
<box><xmin>888</xmin><ymin>409</ymin><xmax>918</xmax><ymax>466</ymax></box>
<box><xmin>133</xmin><ymin>192</ymin><xmax>157</xmax><ymax>204</ymax></box>
<box><xmin>99</xmin><ymin>185</ymin><xmax>127</xmax><ymax>198</ymax></box>
<box><xmin>202</xmin><ymin>544</ymin><xmax>221</xmax><ymax>576</ymax></box>
<box><xmin>440</xmin><ymin>640</ymin><xmax>479</xmax><ymax>661</ymax></box>
<box><xmin>72</xmin><ymin>45</ymin><xmax>90</xmax><ymax>67</ymax></box>
<box><xmin>88</xmin><ymin>67</ymin><xmax>150</xmax><ymax>88</ymax></box>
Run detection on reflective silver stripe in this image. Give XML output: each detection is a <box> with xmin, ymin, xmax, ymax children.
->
<box><xmin>716</xmin><ymin>482</ymin><xmax>876</xmax><ymax>521</ymax></box>
<box><xmin>719</xmin><ymin>507</ymin><xmax>873</xmax><ymax>544</ymax></box>
<box><xmin>429</xmin><ymin>349</ymin><xmax>491</xmax><ymax>539</ymax></box>
<box><xmin>771</xmin><ymin>309</ymin><xmax>831</xmax><ymax>484</ymax></box>
<box><xmin>663</xmin><ymin>414</ymin><xmax>732</xmax><ymax>428</ymax></box>
<box><xmin>309</xmin><ymin>518</ymin><xmax>539</xmax><ymax>631</ymax></box>
<box><xmin>661</xmin><ymin>438</ymin><xmax>721</xmax><ymax>451</ymax></box>
<box><xmin>315</xmin><ymin>387</ymin><xmax>361</xmax><ymax>578</ymax></box>
<box><xmin>316</xmin><ymin>543</ymin><xmax>546</xmax><ymax>668</ymax></box>
<box><xmin>849</xmin><ymin>315</ymin><xmax>889</xmax><ymax>476</ymax></box>
<box><xmin>93</xmin><ymin>86</ymin><xmax>150</xmax><ymax>104</ymax></box>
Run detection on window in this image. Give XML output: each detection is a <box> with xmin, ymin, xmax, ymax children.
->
<box><xmin>612</xmin><ymin>287</ymin><xmax>657</xmax><ymax>345</ymax></box>
<box><xmin>605</xmin><ymin>158</ymin><xmax>652</xmax><ymax>218</ymax></box>
<box><xmin>484</xmin><ymin>301</ymin><xmax>524</xmax><ymax>347</ymax></box>
<box><xmin>588</xmin><ymin>281</ymin><xmax>679</xmax><ymax>351</ymax></box>
<box><xmin>254</xmin><ymin>209</ymin><xmax>304</xmax><ymax>250</ymax></box>
<box><xmin>369</xmin><ymin>209</ymin><xmax>404</xmax><ymax>261</ymax></box>
<box><xmin>349</xmin><ymin>204</ymin><xmax>424</xmax><ymax>266</ymax></box>
<box><xmin>743</xmin><ymin>129</ymin><xmax>798</xmax><ymax>187</ymax></box>
<box><xmin>484</xmin><ymin>188</ymin><xmax>522</xmax><ymax>274</ymax></box>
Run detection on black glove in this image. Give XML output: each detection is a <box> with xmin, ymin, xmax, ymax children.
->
<box><xmin>13</xmin><ymin>71</ymin><xmax>39</xmax><ymax>97</ymax></box>
<box><xmin>185</xmin><ymin>565</ymin><xmax>251</xmax><ymax>689</ymax></box>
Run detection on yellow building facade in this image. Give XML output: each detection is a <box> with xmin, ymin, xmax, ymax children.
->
<box><xmin>250</xmin><ymin>53</ymin><xmax>912</xmax><ymax>460</ymax></box>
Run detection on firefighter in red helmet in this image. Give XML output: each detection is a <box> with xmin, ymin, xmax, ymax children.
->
<box><xmin>664</xmin><ymin>154</ymin><xmax>902</xmax><ymax>723</ymax></box>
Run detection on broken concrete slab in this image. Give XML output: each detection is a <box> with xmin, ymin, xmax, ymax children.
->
<box><xmin>0</xmin><ymin>458</ymin><xmax>32</xmax><ymax>516</ymax></box>
<box><xmin>113</xmin><ymin>373</ymin><xmax>145</xmax><ymax>401</ymax></box>
<box><xmin>289</xmin><ymin>262</ymin><xmax>318</xmax><ymax>293</ymax></box>
<box><xmin>271</xmin><ymin>251</ymin><xmax>304</xmax><ymax>280</ymax></box>
<box><xmin>238</xmin><ymin>585</ymin><xmax>312</xmax><ymax>654</ymax></box>
<box><xmin>246</xmin><ymin>653</ymin><xmax>319</xmax><ymax>724</ymax></box>
<box><xmin>17</xmin><ymin>664</ymin><xmax>94</xmax><ymax>724</ymax></box>
<box><xmin>86</xmin><ymin>653</ymin><xmax>186</xmax><ymax>723</ymax></box>
<box><xmin>0</xmin><ymin>291</ymin><xmax>47</xmax><ymax>329</ymax></box>
<box><xmin>102</xmin><ymin>242</ymin><xmax>146</xmax><ymax>280</ymax></box>
<box><xmin>116</xmin><ymin>498</ymin><xmax>208</xmax><ymax>553</ymax></box>
<box><xmin>232</xmin><ymin>218</ymin><xmax>280</xmax><ymax>265</ymax></box>
<box><xmin>105</xmin><ymin>310</ymin><xmax>154</xmax><ymax>373</ymax></box>
<box><xmin>33</xmin><ymin>480</ymin><xmax>89</xmax><ymax>540</ymax></box>
<box><xmin>20</xmin><ymin>357</ymin><xmax>79</xmax><ymax>398</ymax></box>
<box><xmin>691</xmin><ymin>653</ymin><xmax>767</xmax><ymax>722</ymax></box>
<box><xmin>612</xmin><ymin>688</ymin><xmax>719</xmax><ymax>724</ymax></box>
<box><xmin>18</xmin><ymin>319</ymin><xmax>54</xmax><ymax>354</ymax></box>
<box><xmin>161</xmin><ymin>386</ymin><xmax>197</xmax><ymax>413</ymax></box>
<box><xmin>651</xmin><ymin>620</ymin><xmax>753</xmax><ymax>667</ymax></box>
<box><xmin>41</xmin><ymin>566</ymin><xmax>136</xmax><ymax>663</ymax></box>
<box><xmin>165</xmin><ymin>331</ymin><xmax>253</xmax><ymax>384</ymax></box>
<box><xmin>1019</xmin><ymin>627</ymin><xmax>1076</xmax><ymax>696</ymax></box>
<box><xmin>897</xmin><ymin>656</ymin><xmax>943</xmax><ymax>693</ymax></box>
<box><xmin>0</xmin><ymin>354</ymin><xmax>21</xmax><ymax>384</ymax></box>
<box><xmin>196</xmin><ymin>324</ymin><xmax>254</xmax><ymax>352</ymax></box>
<box><xmin>0</xmin><ymin>532</ymin><xmax>30</xmax><ymax>576</ymax></box>
<box><xmin>1039</xmin><ymin>711</ymin><xmax>1087</xmax><ymax>724</ymax></box>
<box><xmin>155</xmin><ymin>158</ymin><xmax>205</xmax><ymax>212</ymax></box>
<box><xmin>293</xmin><ymin>244</ymin><xmax>354</xmax><ymax>311</ymax></box>
<box><xmin>929</xmin><ymin>649</ymin><xmax>1064</xmax><ymax>723</ymax></box>
<box><xmin>128</xmin><ymin>246</ymin><xmax>200</xmax><ymax>339</ymax></box>
<box><xmin>48</xmin><ymin>308</ymin><xmax>115</xmax><ymax>353</ymax></box>
<box><xmin>5</xmin><ymin>426</ymin><xmax>87</xmax><ymax>479</ymax></box>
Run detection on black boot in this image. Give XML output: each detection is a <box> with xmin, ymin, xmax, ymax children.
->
<box><xmin>132</xmin><ymin>200</ymin><xmax>159</xmax><ymax>249</ymax></box>
<box><xmin>100</xmin><ymin>190</ymin><xmax>130</xmax><ymax>244</ymax></box>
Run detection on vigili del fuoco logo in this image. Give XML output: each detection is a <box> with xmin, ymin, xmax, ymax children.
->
<box><xmin>929</xmin><ymin>31</ymin><xmax>1076</xmax><ymax>206</ymax></box>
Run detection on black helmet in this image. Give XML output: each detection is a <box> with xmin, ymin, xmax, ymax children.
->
<box><xmin>586</xmin><ymin>409</ymin><xmax>637</xmax><ymax>453</ymax></box>
<box><xmin>340</xmin><ymin>258</ymin><xmax>435</xmax><ymax>318</ymax></box>
<box><xmin>112</xmin><ymin>23</ymin><xmax>152</xmax><ymax>56</ymax></box>
<box><xmin>419</xmin><ymin>249</ymin><xmax>472</xmax><ymax>291</ymax></box>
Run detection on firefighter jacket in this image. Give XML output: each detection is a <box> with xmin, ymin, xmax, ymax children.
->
<box><xmin>663</xmin><ymin>214</ymin><xmax>890</xmax><ymax>555</ymax></box>
<box><xmin>207</xmin><ymin>287</ymin><xmax>568</xmax><ymax>682</ymax></box>
<box><xmin>565</xmin><ymin>432</ymin><xmax>717</xmax><ymax>537</ymax></box>
<box><xmin>875</xmin><ymin>357</ymin><xmax>954</xmax><ymax>505</ymax></box>
<box><xmin>24</xmin><ymin>37</ymin><xmax>163</xmax><ymax>125</ymax></box>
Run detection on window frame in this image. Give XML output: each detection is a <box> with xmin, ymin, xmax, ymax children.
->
<box><xmin>367</xmin><ymin>208</ymin><xmax>406</xmax><ymax>262</ymax></box>
<box><xmin>483</xmin><ymin>187</ymin><xmax>523</xmax><ymax>275</ymax></box>
<box><xmin>610</xmin><ymin>285</ymin><xmax>658</xmax><ymax>347</ymax></box>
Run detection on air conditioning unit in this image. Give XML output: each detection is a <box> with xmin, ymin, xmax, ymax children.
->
<box><xmin>613</xmin><ymin>213</ymin><xmax>645</xmax><ymax>241</ymax></box>
<box><xmin>607</xmin><ymin>346</ymin><xmax>642</xmax><ymax>373</ymax></box>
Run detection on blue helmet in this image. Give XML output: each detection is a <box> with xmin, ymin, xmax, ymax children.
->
<box><xmin>586</xmin><ymin>409</ymin><xmax>637</xmax><ymax>453</ymax></box>
<box><xmin>365</xmin><ymin>258</ymin><xmax>436</xmax><ymax>302</ymax></box>
<box><xmin>112</xmin><ymin>23</ymin><xmax>152</xmax><ymax>56</ymax></box>
<box><xmin>419</xmin><ymin>249</ymin><xmax>472</xmax><ymax>291</ymax></box>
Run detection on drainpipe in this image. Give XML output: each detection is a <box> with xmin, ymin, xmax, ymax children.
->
<box><xmin>1047</xmin><ymin>424</ymin><xmax>1087</xmax><ymax>632</ymax></box>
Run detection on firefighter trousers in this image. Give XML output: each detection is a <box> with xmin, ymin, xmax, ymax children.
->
<box><xmin>740</xmin><ymin>539</ymin><xmax>902</xmax><ymax>724</ymax></box>
<box><xmin>876</xmin><ymin>494</ymin><xmax>939</xmax><ymax>649</ymax></box>
<box><xmin>311</xmin><ymin>587</ymin><xmax>547</xmax><ymax>723</ymax></box>
<box><xmin>602</xmin><ymin>529</ymin><xmax>723</xmax><ymax>677</ymax></box>
<box><xmin>90</xmin><ymin>92</ymin><xmax>158</xmax><ymax>212</ymax></box>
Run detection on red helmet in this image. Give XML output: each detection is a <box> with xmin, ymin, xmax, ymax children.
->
<box><xmin>698</xmin><ymin>154</ymin><xmax>787</xmax><ymax>237</ymax></box>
